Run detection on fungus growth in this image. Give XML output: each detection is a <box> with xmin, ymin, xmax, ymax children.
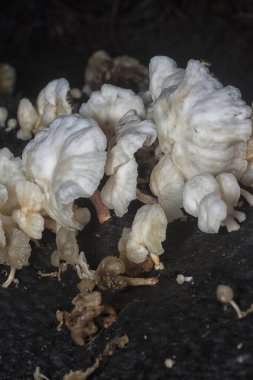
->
<box><xmin>149</xmin><ymin>56</ymin><xmax>253</xmax><ymax>224</ymax></box>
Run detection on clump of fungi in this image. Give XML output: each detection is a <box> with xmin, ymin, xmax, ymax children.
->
<box><xmin>77</xmin><ymin>255</ymin><xmax>158</xmax><ymax>293</ymax></box>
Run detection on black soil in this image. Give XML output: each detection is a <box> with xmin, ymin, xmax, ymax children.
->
<box><xmin>1</xmin><ymin>1</ymin><xmax>253</xmax><ymax>379</ymax></box>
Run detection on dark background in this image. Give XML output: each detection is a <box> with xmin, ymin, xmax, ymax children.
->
<box><xmin>1</xmin><ymin>0</ymin><xmax>253</xmax><ymax>102</ymax></box>
<box><xmin>1</xmin><ymin>1</ymin><xmax>253</xmax><ymax>380</ymax></box>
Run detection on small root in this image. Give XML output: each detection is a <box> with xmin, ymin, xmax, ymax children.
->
<box><xmin>90</xmin><ymin>190</ymin><xmax>111</xmax><ymax>223</ymax></box>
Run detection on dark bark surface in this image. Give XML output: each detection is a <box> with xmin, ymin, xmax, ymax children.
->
<box><xmin>1</xmin><ymin>1</ymin><xmax>253</xmax><ymax>379</ymax></box>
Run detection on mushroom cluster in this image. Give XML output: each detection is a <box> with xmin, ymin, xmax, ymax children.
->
<box><xmin>0</xmin><ymin>51</ymin><xmax>252</xmax><ymax>288</ymax></box>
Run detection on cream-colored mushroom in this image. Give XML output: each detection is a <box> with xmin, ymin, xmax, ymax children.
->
<box><xmin>17</xmin><ymin>99</ymin><xmax>38</xmax><ymax>140</ymax></box>
<box><xmin>183</xmin><ymin>172</ymin><xmax>253</xmax><ymax>233</ymax></box>
<box><xmin>22</xmin><ymin>114</ymin><xmax>107</xmax><ymax>229</ymax></box>
<box><xmin>118</xmin><ymin>204</ymin><xmax>167</xmax><ymax>268</ymax></box>
<box><xmin>1</xmin><ymin>227</ymin><xmax>31</xmax><ymax>287</ymax></box>
<box><xmin>12</xmin><ymin>180</ymin><xmax>45</xmax><ymax>239</ymax></box>
<box><xmin>149</xmin><ymin>57</ymin><xmax>252</xmax><ymax>222</ymax></box>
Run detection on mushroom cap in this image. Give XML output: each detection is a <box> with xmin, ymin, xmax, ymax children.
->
<box><xmin>22</xmin><ymin>114</ymin><xmax>107</xmax><ymax>229</ymax></box>
<box><xmin>149</xmin><ymin>56</ymin><xmax>184</xmax><ymax>101</ymax></box>
<box><xmin>215</xmin><ymin>173</ymin><xmax>241</xmax><ymax>207</ymax></box>
<box><xmin>79</xmin><ymin>84</ymin><xmax>145</xmax><ymax>139</ymax></box>
<box><xmin>105</xmin><ymin>111</ymin><xmax>157</xmax><ymax>176</ymax></box>
<box><xmin>153</xmin><ymin>58</ymin><xmax>252</xmax><ymax>180</ymax></box>
<box><xmin>198</xmin><ymin>192</ymin><xmax>227</xmax><ymax>233</ymax></box>
<box><xmin>183</xmin><ymin>173</ymin><xmax>219</xmax><ymax>217</ymax></box>
<box><xmin>17</xmin><ymin>98</ymin><xmax>38</xmax><ymax>140</ymax></box>
<box><xmin>101</xmin><ymin>158</ymin><xmax>138</xmax><ymax>217</ymax></box>
<box><xmin>216</xmin><ymin>284</ymin><xmax>234</xmax><ymax>303</ymax></box>
<box><xmin>36</xmin><ymin>78</ymin><xmax>72</xmax><ymax>124</ymax></box>
<box><xmin>150</xmin><ymin>154</ymin><xmax>184</xmax><ymax>222</ymax></box>
<box><xmin>122</xmin><ymin>204</ymin><xmax>167</xmax><ymax>264</ymax></box>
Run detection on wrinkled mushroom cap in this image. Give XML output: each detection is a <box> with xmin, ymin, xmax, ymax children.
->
<box><xmin>22</xmin><ymin>114</ymin><xmax>107</xmax><ymax>229</ymax></box>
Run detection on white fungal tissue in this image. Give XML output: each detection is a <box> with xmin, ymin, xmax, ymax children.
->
<box><xmin>80</xmin><ymin>85</ymin><xmax>157</xmax><ymax>216</ymax></box>
<box><xmin>22</xmin><ymin>113</ymin><xmax>107</xmax><ymax>229</ymax></box>
<box><xmin>149</xmin><ymin>56</ymin><xmax>252</xmax><ymax>222</ymax></box>
<box><xmin>183</xmin><ymin>172</ymin><xmax>253</xmax><ymax>233</ymax></box>
<box><xmin>118</xmin><ymin>204</ymin><xmax>167</xmax><ymax>264</ymax></box>
<box><xmin>17</xmin><ymin>78</ymin><xmax>72</xmax><ymax>140</ymax></box>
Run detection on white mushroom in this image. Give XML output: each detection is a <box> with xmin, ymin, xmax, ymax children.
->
<box><xmin>16</xmin><ymin>78</ymin><xmax>72</xmax><ymax>139</ymax></box>
<box><xmin>149</xmin><ymin>56</ymin><xmax>184</xmax><ymax>101</ymax></box>
<box><xmin>101</xmin><ymin>158</ymin><xmax>138</xmax><ymax>217</ymax></box>
<box><xmin>22</xmin><ymin>114</ymin><xmax>107</xmax><ymax>229</ymax></box>
<box><xmin>216</xmin><ymin>173</ymin><xmax>244</xmax><ymax>232</ymax></box>
<box><xmin>183</xmin><ymin>173</ymin><xmax>219</xmax><ymax>217</ymax></box>
<box><xmin>183</xmin><ymin>172</ymin><xmax>253</xmax><ymax>233</ymax></box>
<box><xmin>198</xmin><ymin>192</ymin><xmax>227</xmax><ymax>233</ymax></box>
<box><xmin>81</xmin><ymin>86</ymin><xmax>156</xmax><ymax>216</ymax></box>
<box><xmin>79</xmin><ymin>84</ymin><xmax>145</xmax><ymax>140</ymax></box>
<box><xmin>118</xmin><ymin>204</ymin><xmax>167</xmax><ymax>266</ymax></box>
<box><xmin>1</xmin><ymin>227</ymin><xmax>31</xmax><ymax>287</ymax></box>
<box><xmin>150</xmin><ymin>154</ymin><xmax>184</xmax><ymax>221</ymax></box>
<box><xmin>17</xmin><ymin>99</ymin><xmax>38</xmax><ymax>140</ymax></box>
<box><xmin>12</xmin><ymin>181</ymin><xmax>45</xmax><ymax>239</ymax></box>
<box><xmin>69</xmin><ymin>88</ymin><xmax>82</xmax><ymax>99</ymax></box>
<box><xmin>101</xmin><ymin>111</ymin><xmax>157</xmax><ymax>216</ymax></box>
<box><xmin>6</xmin><ymin>118</ymin><xmax>17</xmax><ymax>132</ymax></box>
<box><xmin>149</xmin><ymin>57</ymin><xmax>252</xmax><ymax>221</ymax></box>
<box><xmin>36</xmin><ymin>78</ymin><xmax>72</xmax><ymax>126</ymax></box>
<box><xmin>0</xmin><ymin>148</ymin><xmax>25</xmax><ymax>214</ymax></box>
<box><xmin>105</xmin><ymin>111</ymin><xmax>157</xmax><ymax>176</ymax></box>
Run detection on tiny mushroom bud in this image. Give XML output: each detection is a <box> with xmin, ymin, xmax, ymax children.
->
<box><xmin>164</xmin><ymin>358</ymin><xmax>175</xmax><ymax>368</ymax></box>
<box><xmin>6</xmin><ymin>118</ymin><xmax>17</xmax><ymax>131</ymax></box>
<box><xmin>17</xmin><ymin>98</ymin><xmax>38</xmax><ymax>140</ymax></box>
<box><xmin>176</xmin><ymin>274</ymin><xmax>193</xmax><ymax>285</ymax></box>
<box><xmin>69</xmin><ymin>88</ymin><xmax>82</xmax><ymax>99</ymax></box>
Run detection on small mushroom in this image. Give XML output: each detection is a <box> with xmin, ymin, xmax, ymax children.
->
<box><xmin>118</xmin><ymin>204</ymin><xmax>167</xmax><ymax>268</ymax></box>
<box><xmin>96</xmin><ymin>256</ymin><xmax>158</xmax><ymax>291</ymax></box>
<box><xmin>216</xmin><ymin>285</ymin><xmax>244</xmax><ymax>319</ymax></box>
<box><xmin>6</xmin><ymin>118</ymin><xmax>17</xmax><ymax>132</ymax></box>
<box><xmin>176</xmin><ymin>274</ymin><xmax>193</xmax><ymax>285</ymax></box>
<box><xmin>69</xmin><ymin>88</ymin><xmax>82</xmax><ymax>99</ymax></box>
<box><xmin>17</xmin><ymin>98</ymin><xmax>38</xmax><ymax>140</ymax></box>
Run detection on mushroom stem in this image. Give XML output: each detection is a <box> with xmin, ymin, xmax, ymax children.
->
<box><xmin>90</xmin><ymin>190</ymin><xmax>111</xmax><ymax>223</ymax></box>
<box><xmin>240</xmin><ymin>188</ymin><xmax>253</xmax><ymax>206</ymax></box>
<box><xmin>232</xmin><ymin>210</ymin><xmax>246</xmax><ymax>223</ymax></box>
<box><xmin>230</xmin><ymin>300</ymin><xmax>245</xmax><ymax>319</ymax></box>
<box><xmin>2</xmin><ymin>266</ymin><xmax>16</xmax><ymax>288</ymax></box>
<box><xmin>149</xmin><ymin>253</ymin><xmax>164</xmax><ymax>270</ymax></box>
<box><xmin>223</xmin><ymin>216</ymin><xmax>240</xmax><ymax>232</ymax></box>
<box><xmin>119</xmin><ymin>275</ymin><xmax>158</xmax><ymax>286</ymax></box>
<box><xmin>136</xmin><ymin>189</ymin><xmax>157</xmax><ymax>205</ymax></box>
